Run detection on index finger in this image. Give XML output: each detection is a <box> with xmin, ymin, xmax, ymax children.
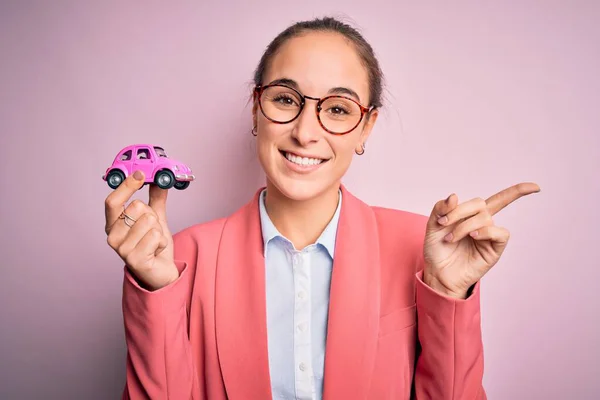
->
<box><xmin>104</xmin><ymin>170</ymin><xmax>145</xmax><ymax>233</ymax></box>
<box><xmin>486</xmin><ymin>182</ymin><xmax>541</xmax><ymax>216</ymax></box>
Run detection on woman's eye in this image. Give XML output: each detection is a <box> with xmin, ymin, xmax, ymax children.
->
<box><xmin>327</xmin><ymin>106</ymin><xmax>349</xmax><ymax>115</ymax></box>
<box><xmin>273</xmin><ymin>95</ymin><xmax>297</xmax><ymax>106</ymax></box>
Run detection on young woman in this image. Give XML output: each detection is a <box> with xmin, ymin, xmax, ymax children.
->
<box><xmin>104</xmin><ymin>17</ymin><xmax>540</xmax><ymax>400</ymax></box>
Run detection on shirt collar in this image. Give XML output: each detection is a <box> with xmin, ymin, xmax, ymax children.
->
<box><xmin>258</xmin><ymin>188</ymin><xmax>342</xmax><ymax>258</ymax></box>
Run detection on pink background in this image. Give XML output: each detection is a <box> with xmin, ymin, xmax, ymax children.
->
<box><xmin>1</xmin><ymin>1</ymin><xmax>598</xmax><ymax>399</ymax></box>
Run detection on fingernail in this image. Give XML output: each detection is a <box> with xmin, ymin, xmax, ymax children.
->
<box><xmin>437</xmin><ymin>216</ymin><xmax>448</xmax><ymax>225</ymax></box>
<box><xmin>444</xmin><ymin>232</ymin><xmax>453</xmax><ymax>242</ymax></box>
<box><xmin>470</xmin><ymin>231</ymin><xmax>479</xmax><ymax>237</ymax></box>
<box><xmin>133</xmin><ymin>170</ymin><xmax>143</xmax><ymax>180</ymax></box>
<box><xmin>446</xmin><ymin>194</ymin><xmax>452</xmax><ymax>203</ymax></box>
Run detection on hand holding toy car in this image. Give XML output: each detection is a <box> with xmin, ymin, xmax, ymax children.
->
<box><xmin>103</xmin><ymin>144</ymin><xmax>193</xmax><ymax>290</ymax></box>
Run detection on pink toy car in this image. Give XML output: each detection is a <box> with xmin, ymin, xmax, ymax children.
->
<box><xmin>102</xmin><ymin>144</ymin><xmax>195</xmax><ymax>190</ymax></box>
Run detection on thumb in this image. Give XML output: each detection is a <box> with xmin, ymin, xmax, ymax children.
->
<box><xmin>426</xmin><ymin>193</ymin><xmax>458</xmax><ymax>232</ymax></box>
<box><xmin>149</xmin><ymin>184</ymin><xmax>169</xmax><ymax>222</ymax></box>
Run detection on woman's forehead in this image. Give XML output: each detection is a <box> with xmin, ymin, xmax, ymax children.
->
<box><xmin>264</xmin><ymin>32</ymin><xmax>370</xmax><ymax>102</ymax></box>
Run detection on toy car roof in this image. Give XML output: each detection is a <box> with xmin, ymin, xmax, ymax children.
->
<box><xmin>117</xmin><ymin>144</ymin><xmax>165</xmax><ymax>151</ymax></box>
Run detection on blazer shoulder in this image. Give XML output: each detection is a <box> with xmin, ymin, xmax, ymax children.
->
<box><xmin>370</xmin><ymin>205</ymin><xmax>429</xmax><ymax>260</ymax></box>
<box><xmin>167</xmin><ymin>217</ymin><xmax>229</xmax><ymax>276</ymax></box>
<box><xmin>173</xmin><ymin>217</ymin><xmax>228</xmax><ymax>247</ymax></box>
<box><xmin>169</xmin><ymin>191</ymin><xmax>259</xmax><ymax>260</ymax></box>
<box><xmin>371</xmin><ymin>206</ymin><xmax>429</xmax><ymax>238</ymax></box>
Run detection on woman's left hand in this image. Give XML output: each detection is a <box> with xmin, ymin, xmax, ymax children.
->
<box><xmin>423</xmin><ymin>182</ymin><xmax>541</xmax><ymax>299</ymax></box>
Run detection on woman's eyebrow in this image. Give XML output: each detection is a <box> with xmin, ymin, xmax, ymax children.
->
<box><xmin>328</xmin><ymin>87</ymin><xmax>361</xmax><ymax>102</ymax></box>
<box><xmin>266</xmin><ymin>78</ymin><xmax>362</xmax><ymax>102</ymax></box>
<box><xmin>267</xmin><ymin>78</ymin><xmax>298</xmax><ymax>89</ymax></box>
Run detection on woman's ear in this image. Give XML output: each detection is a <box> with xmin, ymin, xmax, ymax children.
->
<box><xmin>252</xmin><ymin>96</ymin><xmax>259</xmax><ymax>129</ymax></box>
<box><xmin>359</xmin><ymin>108</ymin><xmax>379</xmax><ymax>147</ymax></box>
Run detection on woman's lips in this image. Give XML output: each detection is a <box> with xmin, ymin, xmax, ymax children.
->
<box><xmin>280</xmin><ymin>150</ymin><xmax>329</xmax><ymax>173</ymax></box>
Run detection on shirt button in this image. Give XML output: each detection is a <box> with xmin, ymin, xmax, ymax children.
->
<box><xmin>297</xmin><ymin>291</ymin><xmax>306</xmax><ymax>299</ymax></box>
<box><xmin>298</xmin><ymin>322</ymin><xmax>307</xmax><ymax>332</ymax></box>
<box><xmin>292</xmin><ymin>254</ymin><xmax>299</xmax><ymax>266</ymax></box>
<box><xmin>299</xmin><ymin>362</ymin><xmax>306</xmax><ymax>372</ymax></box>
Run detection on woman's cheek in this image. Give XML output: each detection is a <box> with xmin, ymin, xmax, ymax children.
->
<box><xmin>331</xmin><ymin>147</ymin><xmax>354</xmax><ymax>178</ymax></box>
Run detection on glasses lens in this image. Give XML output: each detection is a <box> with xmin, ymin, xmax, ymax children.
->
<box><xmin>260</xmin><ymin>86</ymin><xmax>303</xmax><ymax>123</ymax></box>
<box><xmin>319</xmin><ymin>97</ymin><xmax>362</xmax><ymax>134</ymax></box>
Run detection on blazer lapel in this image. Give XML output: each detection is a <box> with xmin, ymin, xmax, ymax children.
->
<box><xmin>322</xmin><ymin>185</ymin><xmax>381</xmax><ymax>400</ymax></box>
<box><xmin>215</xmin><ymin>189</ymin><xmax>272</xmax><ymax>400</ymax></box>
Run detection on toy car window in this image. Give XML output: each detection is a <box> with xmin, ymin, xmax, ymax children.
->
<box><xmin>155</xmin><ymin>147</ymin><xmax>168</xmax><ymax>158</ymax></box>
<box><xmin>120</xmin><ymin>150</ymin><xmax>132</xmax><ymax>161</ymax></box>
<box><xmin>137</xmin><ymin>149</ymin><xmax>150</xmax><ymax>159</ymax></box>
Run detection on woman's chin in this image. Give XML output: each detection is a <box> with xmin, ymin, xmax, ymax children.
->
<box><xmin>269</xmin><ymin>176</ymin><xmax>334</xmax><ymax>202</ymax></box>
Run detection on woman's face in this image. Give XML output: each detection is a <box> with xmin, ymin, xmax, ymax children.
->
<box><xmin>254</xmin><ymin>31</ymin><xmax>379</xmax><ymax>202</ymax></box>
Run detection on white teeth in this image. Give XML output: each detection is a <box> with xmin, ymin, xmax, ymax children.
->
<box><xmin>285</xmin><ymin>152</ymin><xmax>324</xmax><ymax>166</ymax></box>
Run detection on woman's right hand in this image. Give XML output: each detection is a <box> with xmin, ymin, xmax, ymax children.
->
<box><xmin>105</xmin><ymin>170</ymin><xmax>179</xmax><ymax>291</ymax></box>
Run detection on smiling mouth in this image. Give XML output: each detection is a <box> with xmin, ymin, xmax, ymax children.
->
<box><xmin>279</xmin><ymin>150</ymin><xmax>329</xmax><ymax>166</ymax></box>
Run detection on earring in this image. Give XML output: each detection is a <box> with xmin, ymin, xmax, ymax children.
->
<box><xmin>251</xmin><ymin>126</ymin><xmax>257</xmax><ymax>136</ymax></box>
<box><xmin>355</xmin><ymin>143</ymin><xmax>365</xmax><ymax>155</ymax></box>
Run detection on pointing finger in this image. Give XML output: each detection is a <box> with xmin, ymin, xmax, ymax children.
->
<box><xmin>486</xmin><ymin>182</ymin><xmax>541</xmax><ymax>216</ymax></box>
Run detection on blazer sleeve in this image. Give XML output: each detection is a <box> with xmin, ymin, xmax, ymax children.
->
<box><xmin>121</xmin><ymin>232</ymin><xmax>201</xmax><ymax>400</ymax></box>
<box><xmin>412</xmin><ymin>269</ymin><xmax>487</xmax><ymax>400</ymax></box>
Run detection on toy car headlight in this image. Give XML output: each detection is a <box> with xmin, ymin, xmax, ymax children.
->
<box><xmin>173</xmin><ymin>165</ymin><xmax>179</xmax><ymax>171</ymax></box>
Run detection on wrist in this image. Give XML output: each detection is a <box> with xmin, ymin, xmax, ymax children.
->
<box><xmin>423</xmin><ymin>271</ymin><xmax>468</xmax><ymax>300</ymax></box>
<box><xmin>157</xmin><ymin>264</ymin><xmax>180</xmax><ymax>290</ymax></box>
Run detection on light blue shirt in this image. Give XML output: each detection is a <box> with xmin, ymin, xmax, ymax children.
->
<box><xmin>259</xmin><ymin>189</ymin><xmax>342</xmax><ymax>400</ymax></box>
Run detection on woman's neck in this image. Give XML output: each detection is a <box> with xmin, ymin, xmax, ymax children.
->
<box><xmin>264</xmin><ymin>180</ymin><xmax>340</xmax><ymax>250</ymax></box>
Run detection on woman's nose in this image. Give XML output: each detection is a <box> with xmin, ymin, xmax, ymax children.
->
<box><xmin>291</xmin><ymin>101</ymin><xmax>322</xmax><ymax>146</ymax></box>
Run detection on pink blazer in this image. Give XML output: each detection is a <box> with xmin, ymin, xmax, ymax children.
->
<box><xmin>121</xmin><ymin>185</ymin><xmax>487</xmax><ymax>399</ymax></box>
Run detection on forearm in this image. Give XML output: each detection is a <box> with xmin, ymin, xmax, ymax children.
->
<box><xmin>412</xmin><ymin>270</ymin><xmax>487</xmax><ymax>399</ymax></box>
<box><xmin>121</xmin><ymin>261</ymin><xmax>199</xmax><ymax>399</ymax></box>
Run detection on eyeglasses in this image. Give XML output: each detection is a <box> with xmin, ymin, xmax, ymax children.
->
<box><xmin>254</xmin><ymin>84</ymin><xmax>374</xmax><ymax>135</ymax></box>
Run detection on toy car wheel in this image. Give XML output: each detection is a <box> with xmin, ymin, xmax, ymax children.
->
<box><xmin>154</xmin><ymin>170</ymin><xmax>176</xmax><ymax>189</ymax></box>
<box><xmin>174</xmin><ymin>181</ymin><xmax>190</xmax><ymax>190</ymax></box>
<box><xmin>107</xmin><ymin>170</ymin><xmax>125</xmax><ymax>189</ymax></box>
